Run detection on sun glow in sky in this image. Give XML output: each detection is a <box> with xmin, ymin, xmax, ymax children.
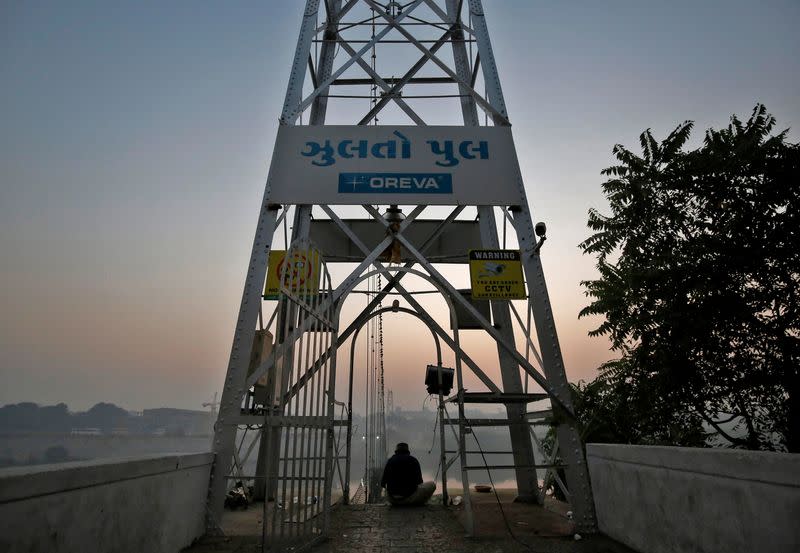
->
<box><xmin>1</xmin><ymin>1</ymin><xmax>798</xmax><ymax>411</ymax></box>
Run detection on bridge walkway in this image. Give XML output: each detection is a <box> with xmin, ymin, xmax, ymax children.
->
<box><xmin>184</xmin><ymin>490</ymin><xmax>635</xmax><ymax>553</ymax></box>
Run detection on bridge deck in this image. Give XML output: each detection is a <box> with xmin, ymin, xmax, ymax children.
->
<box><xmin>184</xmin><ymin>490</ymin><xmax>635</xmax><ymax>552</ymax></box>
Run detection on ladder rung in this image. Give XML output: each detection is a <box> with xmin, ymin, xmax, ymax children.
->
<box><xmin>525</xmin><ymin>409</ymin><xmax>553</xmax><ymax>419</ymax></box>
<box><xmin>445</xmin><ymin>450</ymin><xmax>511</xmax><ymax>454</ymax></box>
<box><xmin>448</xmin><ymin>392</ymin><xmax>550</xmax><ymax>404</ymax></box>
<box><xmin>228</xmin><ymin>414</ymin><xmax>347</xmax><ymax>427</ymax></box>
<box><xmin>445</xmin><ymin>418</ymin><xmax>527</xmax><ymax>426</ymax></box>
<box><xmin>278</xmin><ymin>456</ymin><xmax>347</xmax><ymax>460</ymax></box>
<box><xmin>332</xmin><ymin>76</ymin><xmax>456</xmax><ymax>86</ymax></box>
<box><xmin>464</xmin><ymin>464</ymin><xmax>564</xmax><ymax>471</ymax></box>
<box><xmin>225</xmin><ymin>472</ymin><xmax>339</xmax><ymax>479</ymax></box>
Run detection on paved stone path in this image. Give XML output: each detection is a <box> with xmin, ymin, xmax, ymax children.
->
<box><xmin>185</xmin><ymin>504</ymin><xmax>635</xmax><ymax>553</ymax></box>
<box><xmin>316</xmin><ymin>504</ymin><xmax>633</xmax><ymax>553</ymax></box>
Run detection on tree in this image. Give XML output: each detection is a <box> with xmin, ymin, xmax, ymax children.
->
<box><xmin>0</xmin><ymin>402</ymin><xmax>71</xmax><ymax>433</ymax></box>
<box><xmin>565</xmin><ymin>376</ymin><xmax>706</xmax><ymax>448</ymax></box>
<box><xmin>579</xmin><ymin>105</ymin><xmax>800</xmax><ymax>452</ymax></box>
<box><xmin>540</xmin><ymin>377</ymin><xmax>707</xmax><ymax>498</ymax></box>
<box><xmin>76</xmin><ymin>402</ymin><xmax>130</xmax><ymax>433</ymax></box>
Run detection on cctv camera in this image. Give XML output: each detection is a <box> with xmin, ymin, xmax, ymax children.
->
<box><xmin>535</xmin><ymin>222</ymin><xmax>547</xmax><ymax>237</ymax></box>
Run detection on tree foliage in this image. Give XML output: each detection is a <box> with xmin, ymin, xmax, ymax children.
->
<box><xmin>579</xmin><ymin>104</ymin><xmax>800</xmax><ymax>452</ymax></box>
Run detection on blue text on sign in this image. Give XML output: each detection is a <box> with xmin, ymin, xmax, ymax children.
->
<box><xmin>338</xmin><ymin>173</ymin><xmax>453</xmax><ymax>194</ymax></box>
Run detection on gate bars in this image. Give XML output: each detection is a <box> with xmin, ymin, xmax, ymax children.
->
<box><xmin>260</xmin><ymin>241</ymin><xmax>340</xmax><ymax>550</ymax></box>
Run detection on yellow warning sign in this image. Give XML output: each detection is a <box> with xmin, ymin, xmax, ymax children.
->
<box><xmin>468</xmin><ymin>249</ymin><xmax>526</xmax><ymax>299</ymax></box>
<box><xmin>263</xmin><ymin>249</ymin><xmax>321</xmax><ymax>299</ymax></box>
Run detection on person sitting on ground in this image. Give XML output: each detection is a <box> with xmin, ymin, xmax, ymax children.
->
<box><xmin>381</xmin><ymin>442</ymin><xmax>436</xmax><ymax>506</ymax></box>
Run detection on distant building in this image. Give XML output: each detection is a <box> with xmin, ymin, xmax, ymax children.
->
<box><xmin>142</xmin><ymin>408</ymin><xmax>213</xmax><ymax>436</ymax></box>
<box><xmin>70</xmin><ymin>428</ymin><xmax>101</xmax><ymax>435</ymax></box>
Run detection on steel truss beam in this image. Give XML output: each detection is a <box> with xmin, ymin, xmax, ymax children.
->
<box><xmin>285</xmin><ymin>0</ymin><xmax>427</xmax><ymax>123</ymax></box>
<box><xmin>337</xmin><ymin>40</ymin><xmax>427</xmax><ymax>125</ymax></box>
<box><xmin>209</xmin><ymin>0</ymin><xmax>598</xmax><ymax>541</ymax></box>
<box><xmin>246</xmin><ymin>206</ymin><xmax>502</xmax><ymax>398</ymax></box>
<box><xmin>282</xmin><ymin>206</ymin><xmax>465</xmax><ymax>402</ymax></box>
<box><xmin>279</xmin><ymin>0</ymin><xmax>506</xmax><ymax>126</ymax></box>
<box><xmin>442</xmin><ymin>0</ymin><xmax>538</xmax><ymax>501</ymax></box>
<box><xmin>363</xmin><ymin>0</ymin><xmax>510</xmax><ymax>125</ymax></box>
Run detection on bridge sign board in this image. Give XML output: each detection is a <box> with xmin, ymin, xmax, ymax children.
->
<box><xmin>267</xmin><ymin>126</ymin><xmax>523</xmax><ymax>205</ymax></box>
<box><xmin>468</xmin><ymin>249</ymin><xmax>526</xmax><ymax>299</ymax></box>
<box><xmin>263</xmin><ymin>249</ymin><xmax>321</xmax><ymax>300</ymax></box>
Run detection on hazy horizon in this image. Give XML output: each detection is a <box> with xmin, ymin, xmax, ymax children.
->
<box><xmin>2</xmin><ymin>1</ymin><xmax>798</xmax><ymax>412</ymax></box>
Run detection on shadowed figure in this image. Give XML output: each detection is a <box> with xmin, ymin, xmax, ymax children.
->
<box><xmin>381</xmin><ymin>442</ymin><xmax>436</xmax><ymax>506</ymax></box>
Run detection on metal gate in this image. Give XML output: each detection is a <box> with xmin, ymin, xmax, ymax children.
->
<box><xmin>260</xmin><ymin>242</ymin><xmax>339</xmax><ymax>551</ymax></box>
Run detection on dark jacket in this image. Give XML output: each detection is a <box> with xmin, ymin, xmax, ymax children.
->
<box><xmin>381</xmin><ymin>452</ymin><xmax>423</xmax><ymax>498</ymax></box>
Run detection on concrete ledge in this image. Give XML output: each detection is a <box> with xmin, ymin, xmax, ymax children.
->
<box><xmin>0</xmin><ymin>452</ymin><xmax>214</xmax><ymax>503</ymax></box>
<box><xmin>587</xmin><ymin>444</ymin><xmax>800</xmax><ymax>553</ymax></box>
<box><xmin>0</xmin><ymin>451</ymin><xmax>214</xmax><ymax>553</ymax></box>
<box><xmin>587</xmin><ymin>443</ymin><xmax>799</xmax><ymax>487</ymax></box>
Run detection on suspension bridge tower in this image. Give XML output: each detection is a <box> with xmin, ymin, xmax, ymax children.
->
<box><xmin>206</xmin><ymin>1</ymin><xmax>597</xmax><ymax>549</ymax></box>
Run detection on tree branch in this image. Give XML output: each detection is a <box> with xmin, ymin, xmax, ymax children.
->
<box><xmin>692</xmin><ymin>402</ymin><xmax>748</xmax><ymax>446</ymax></box>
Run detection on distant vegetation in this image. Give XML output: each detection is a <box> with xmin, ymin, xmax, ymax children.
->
<box><xmin>0</xmin><ymin>401</ymin><xmax>212</xmax><ymax>436</ymax></box>
<box><xmin>0</xmin><ymin>402</ymin><xmax>214</xmax><ymax>468</ymax></box>
<box><xmin>577</xmin><ymin>104</ymin><xmax>799</xmax><ymax>452</ymax></box>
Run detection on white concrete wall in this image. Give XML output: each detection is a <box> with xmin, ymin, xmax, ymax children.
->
<box><xmin>0</xmin><ymin>452</ymin><xmax>214</xmax><ymax>553</ymax></box>
<box><xmin>587</xmin><ymin>444</ymin><xmax>800</xmax><ymax>553</ymax></box>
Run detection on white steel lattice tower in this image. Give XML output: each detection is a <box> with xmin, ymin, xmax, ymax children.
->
<box><xmin>207</xmin><ymin>1</ymin><xmax>597</xmax><ymax>548</ymax></box>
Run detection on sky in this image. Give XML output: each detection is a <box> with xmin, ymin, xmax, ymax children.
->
<box><xmin>1</xmin><ymin>1</ymin><xmax>798</xmax><ymax>412</ymax></box>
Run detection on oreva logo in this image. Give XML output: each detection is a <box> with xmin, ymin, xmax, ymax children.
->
<box><xmin>338</xmin><ymin>173</ymin><xmax>453</xmax><ymax>194</ymax></box>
